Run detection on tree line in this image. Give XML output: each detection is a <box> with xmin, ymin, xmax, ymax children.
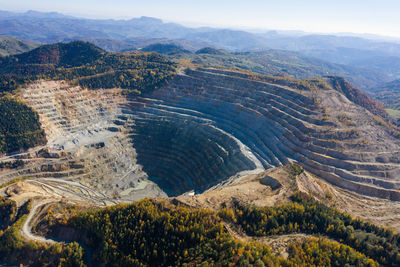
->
<box><xmin>47</xmin><ymin>197</ymin><xmax>380</xmax><ymax>266</ymax></box>
<box><xmin>231</xmin><ymin>191</ymin><xmax>400</xmax><ymax>266</ymax></box>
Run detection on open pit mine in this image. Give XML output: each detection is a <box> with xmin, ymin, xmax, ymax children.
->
<box><xmin>1</xmin><ymin>67</ymin><xmax>400</xmax><ymax>205</ymax></box>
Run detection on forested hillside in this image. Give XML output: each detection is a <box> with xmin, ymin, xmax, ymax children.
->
<box><xmin>369</xmin><ymin>80</ymin><xmax>400</xmax><ymax>110</ymax></box>
<box><xmin>0</xmin><ymin>97</ymin><xmax>46</xmax><ymax>154</ymax></box>
<box><xmin>24</xmin><ymin>190</ymin><xmax>400</xmax><ymax>266</ymax></box>
<box><xmin>0</xmin><ymin>41</ymin><xmax>177</xmax><ymax>93</ymax></box>
<box><xmin>234</xmin><ymin>192</ymin><xmax>400</xmax><ymax>266</ymax></box>
<box><xmin>0</xmin><ymin>197</ymin><xmax>85</xmax><ymax>266</ymax></box>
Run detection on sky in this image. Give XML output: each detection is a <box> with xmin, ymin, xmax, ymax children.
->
<box><xmin>1</xmin><ymin>0</ymin><xmax>400</xmax><ymax>38</ymax></box>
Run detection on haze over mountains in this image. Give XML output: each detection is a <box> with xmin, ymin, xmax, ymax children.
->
<box><xmin>0</xmin><ymin>10</ymin><xmax>399</xmax><ymax>56</ymax></box>
<box><xmin>1</xmin><ymin>10</ymin><xmax>400</xmax><ymax>90</ymax></box>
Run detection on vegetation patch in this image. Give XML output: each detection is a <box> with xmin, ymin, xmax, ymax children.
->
<box><xmin>0</xmin><ymin>96</ymin><xmax>46</xmax><ymax>154</ymax></box>
<box><xmin>0</xmin><ymin>196</ymin><xmax>17</xmax><ymax>230</ymax></box>
<box><xmin>234</xmin><ymin>192</ymin><xmax>400</xmax><ymax>266</ymax></box>
<box><xmin>386</xmin><ymin>108</ymin><xmax>400</xmax><ymax>120</ymax></box>
<box><xmin>0</xmin><ymin>176</ymin><xmax>32</xmax><ymax>189</ymax></box>
<box><xmin>0</xmin><ymin>159</ymin><xmax>24</xmax><ymax>170</ymax></box>
<box><xmin>0</xmin><ymin>192</ymin><xmax>386</xmax><ymax>266</ymax></box>
<box><xmin>287</xmin><ymin>237</ymin><xmax>377</xmax><ymax>266</ymax></box>
<box><xmin>284</xmin><ymin>163</ymin><xmax>304</xmax><ymax>179</ymax></box>
<box><xmin>55</xmin><ymin>199</ymin><xmax>280</xmax><ymax>266</ymax></box>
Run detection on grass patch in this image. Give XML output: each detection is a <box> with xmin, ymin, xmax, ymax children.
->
<box><xmin>386</xmin><ymin>108</ymin><xmax>400</xmax><ymax>120</ymax></box>
<box><xmin>0</xmin><ymin>177</ymin><xmax>32</xmax><ymax>189</ymax></box>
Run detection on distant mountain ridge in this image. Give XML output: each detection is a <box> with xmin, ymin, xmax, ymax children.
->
<box><xmin>168</xmin><ymin>48</ymin><xmax>389</xmax><ymax>89</ymax></box>
<box><xmin>0</xmin><ymin>10</ymin><xmax>399</xmax><ymax>91</ymax></box>
<box><xmin>2</xmin><ymin>10</ymin><xmax>400</xmax><ymax>56</ymax></box>
<box><xmin>140</xmin><ymin>43</ymin><xmax>190</xmax><ymax>55</ymax></box>
<box><xmin>0</xmin><ymin>10</ymin><xmax>269</xmax><ymax>51</ymax></box>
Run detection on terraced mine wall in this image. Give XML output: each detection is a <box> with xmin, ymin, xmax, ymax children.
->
<box><xmin>1</xmin><ymin>68</ymin><xmax>400</xmax><ymax>201</ymax></box>
<box><xmin>129</xmin><ymin>68</ymin><xmax>400</xmax><ymax>200</ymax></box>
<box><xmin>0</xmin><ymin>81</ymin><xmax>161</xmax><ymax>202</ymax></box>
<box><xmin>0</xmin><ymin>78</ymin><xmax>262</xmax><ymax>200</ymax></box>
<box><xmin>127</xmin><ymin>116</ymin><xmax>258</xmax><ymax>195</ymax></box>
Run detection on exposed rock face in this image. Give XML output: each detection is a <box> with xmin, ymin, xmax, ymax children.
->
<box><xmin>131</xmin><ymin>68</ymin><xmax>400</xmax><ymax>200</ymax></box>
<box><xmin>0</xmin><ymin>81</ymin><xmax>163</xmax><ymax>202</ymax></box>
<box><xmin>0</xmin><ymin>78</ymin><xmax>262</xmax><ymax>200</ymax></box>
<box><xmin>1</xmin><ymin>68</ymin><xmax>400</xmax><ymax>202</ymax></box>
<box><xmin>127</xmin><ymin>115</ymin><xmax>259</xmax><ymax>195</ymax></box>
<box><xmin>260</xmin><ymin>176</ymin><xmax>282</xmax><ymax>190</ymax></box>
<box><xmin>326</xmin><ymin>76</ymin><xmax>388</xmax><ymax>118</ymax></box>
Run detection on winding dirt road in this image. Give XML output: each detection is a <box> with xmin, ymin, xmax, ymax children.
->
<box><xmin>20</xmin><ymin>199</ymin><xmax>93</xmax><ymax>266</ymax></box>
<box><xmin>21</xmin><ymin>200</ymin><xmax>57</xmax><ymax>244</ymax></box>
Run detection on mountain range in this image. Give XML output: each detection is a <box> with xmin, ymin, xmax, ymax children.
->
<box><xmin>1</xmin><ymin>10</ymin><xmax>399</xmax><ymax>89</ymax></box>
<box><xmin>1</xmin><ymin>10</ymin><xmax>400</xmax><ymax>112</ymax></box>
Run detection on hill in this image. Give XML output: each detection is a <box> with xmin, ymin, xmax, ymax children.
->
<box><xmin>2</xmin><ymin>41</ymin><xmax>105</xmax><ymax>67</ymax></box>
<box><xmin>0</xmin><ymin>36</ymin><xmax>38</xmax><ymax>56</ymax></box>
<box><xmin>195</xmin><ymin>47</ymin><xmax>228</xmax><ymax>55</ymax></box>
<box><xmin>368</xmin><ymin>79</ymin><xmax>400</xmax><ymax>110</ymax></box>
<box><xmin>170</xmin><ymin>49</ymin><xmax>388</xmax><ymax>88</ymax></box>
<box><xmin>0</xmin><ymin>41</ymin><xmax>176</xmax><ymax>93</ymax></box>
<box><xmin>140</xmin><ymin>43</ymin><xmax>191</xmax><ymax>55</ymax></box>
<box><xmin>326</xmin><ymin>76</ymin><xmax>388</xmax><ymax>118</ymax></box>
